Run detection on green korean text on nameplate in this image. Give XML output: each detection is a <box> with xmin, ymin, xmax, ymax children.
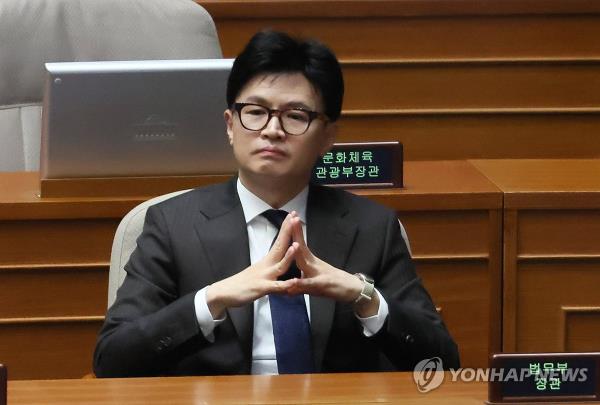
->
<box><xmin>311</xmin><ymin>142</ymin><xmax>403</xmax><ymax>188</ymax></box>
<box><xmin>487</xmin><ymin>352</ymin><xmax>600</xmax><ymax>404</ymax></box>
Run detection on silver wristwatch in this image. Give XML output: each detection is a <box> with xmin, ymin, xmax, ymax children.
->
<box><xmin>353</xmin><ymin>273</ymin><xmax>375</xmax><ymax>304</ymax></box>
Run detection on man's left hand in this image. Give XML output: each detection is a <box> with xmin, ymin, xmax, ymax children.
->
<box><xmin>285</xmin><ymin>212</ymin><xmax>379</xmax><ymax>318</ymax></box>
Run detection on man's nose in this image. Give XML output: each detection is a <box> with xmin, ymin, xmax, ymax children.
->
<box><xmin>260</xmin><ymin>114</ymin><xmax>285</xmax><ymax>138</ymax></box>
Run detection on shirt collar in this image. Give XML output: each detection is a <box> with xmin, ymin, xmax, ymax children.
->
<box><xmin>236</xmin><ymin>178</ymin><xmax>308</xmax><ymax>224</ymax></box>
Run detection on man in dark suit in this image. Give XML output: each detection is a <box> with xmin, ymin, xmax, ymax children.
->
<box><xmin>93</xmin><ymin>30</ymin><xmax>459</xmax><ymax>377</ymax></box>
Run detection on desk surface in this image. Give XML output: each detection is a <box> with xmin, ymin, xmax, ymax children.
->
<box><xmin>8</xmin><ymin>372</ymin><xmax>487</xmax><ymax>405</ymax></box>
<box><xmin>470</xmin><ymin>159</ymin><xmax>600</xmax><ymax>208</ymax></box>
<box><xmin>0</xmin><ymin>160</ymin><xmax>501</xmax><ymax>220</ymax></box>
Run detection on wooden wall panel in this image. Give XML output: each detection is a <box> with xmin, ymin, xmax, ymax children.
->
<box><xmin>514</xmin><ymin>260</ymin><xmax>600</xmax><ymax>353</ymax></box>
<box><xmin>514</xmin><ymin>208</ymin><xmax>600</xmax><ymax>352</ymax></box>
<box><xmin>0</xmin><ymin>319</ymin><xmax>103</xmax><ymax>380</ymax></box>
<box><xmin>502</xmin><ymin>210</ymin><xmax>519</xmax><ymax>351</ymax></box>
<box><xmin>0</xmin><ymin>219</ymin><xmax>118</xmax><ymax>265</ymax></box>
<box><xmin>203</xmin><ymin>0</ymin><xmax>600</xmax><ymax>160</ymax></box>
<box><xmin>472</xmin><ymin>160</ymin><xmax>600</xmax><ymax>354</ymax></box>
<box><xmin>343</xmin><ymin>61</ymin><xmax>600</xmax><ymax>111</ymax></box>
<box><xmin>399</xmin><ymin>210</ymin><xmax>491</xmax><ymax>258</ymax></box>
<box><xmin>398</xmin><ymin>208</ymin><xmax>502</xmax><ymax>368</ymax></box>
<box><xmin>338</xmin><ymin>113</ymin><xmax>600</xmax><ymax>160</ymax></box>
<box><xmin>562</xmin><ymin>307</ymin><xmax>600</xmax><ymax>352</ymax></box>
<box><xmin>203</xmin><ymin>10</ymin><xmax>600</xmax><ymax>60</ymax></box>
<box><xmin>0</xmin><ymin>266</ymin><xmax>107</xmax><ymax>318</ymax></box>
<box><xmin>418</xmin><ymin>259</ymin><xmax>491</xmax><ymax>368</ymax></box>
<box><xmin>517</xmin><ymin>210</ymin><xmax>600</xmax><ymax>256</ymax></box>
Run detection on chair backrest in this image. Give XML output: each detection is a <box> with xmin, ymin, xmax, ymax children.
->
<box><xmin>108</xmin><ymin>189</ymin><xmax>191</xmax><ymax>308</ymax></box>
<box><xmin>398</xmin><ymin>219</ymin><xmax>412</xmax><ymax>257</ymax></box>
<box><xmin>0</xmin><ymin>0</ymin><xmax>222</xmax><ymax>171</ymax></box>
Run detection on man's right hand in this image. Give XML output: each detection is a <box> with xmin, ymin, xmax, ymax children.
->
<box><xmin>205</xmin><ymin>213</ymin><xmax>298</xmax><ymax>319</ymax></box>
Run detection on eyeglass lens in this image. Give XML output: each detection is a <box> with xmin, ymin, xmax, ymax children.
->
<box><xmin>239</xmin><ymin>104</ymin><xmax>311</xmax><ymax>135</ymax></box>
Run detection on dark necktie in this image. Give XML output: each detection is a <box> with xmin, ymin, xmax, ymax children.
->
<box><xmin>262</xmin><ymin>209</ymin><xmax>314</xmax><ymax>374</ymax></box>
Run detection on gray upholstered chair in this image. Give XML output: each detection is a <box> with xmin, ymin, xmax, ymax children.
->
<box><xmin>108</xmin><ymin>189</ymin><xmax>191</xmax><ymax>308</ymax></box>
<box><xmin>107</xmin><ymin>190</ymin><xmax>413</xmax><ymax>308</ymax></box>
<box><xmin>0</xmin><ymin>0</ymin><xmax>222</xmax><ymax>171</ymax></box>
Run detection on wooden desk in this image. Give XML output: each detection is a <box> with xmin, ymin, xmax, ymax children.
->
<box><xmin>471</xmin><ymin>159</ymin><xmax>600</xmax><ymax>354</ymax></box>
<box><xmin>0</xmin><ymin>161</ymin><xmax>502</xmax><ymax>379</ymax></box>
<box><xmin>357</xmin><ymin>161</ymin><xmax>503</xmax><ymax>369</ymax></box>
<box><xmin>8</xmin><ymin>372</ymin><xmax>487</xmax><ymax>404</ymax></box>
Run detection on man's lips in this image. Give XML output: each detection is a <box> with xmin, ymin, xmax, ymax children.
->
<box><xmin>255</xmin><ymin>146</ymin><xmax>288</xmax><ymax>157</ymax></box>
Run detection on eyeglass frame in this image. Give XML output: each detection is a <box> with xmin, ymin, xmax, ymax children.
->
<box><xmin>231</xmin><ymin>102</ymin><xmax>329</xmax><ymax>135</ymax></box>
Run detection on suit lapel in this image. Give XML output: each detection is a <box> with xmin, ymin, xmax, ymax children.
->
<box><xmin>306</xmin><ymin>184</ymin><xmax>358</xmax><ymax>371</ymax></box>
<box><xmin>193</xmin><ymin>179</ymin><xmax>254</xmax><ymax>360</ymax></box>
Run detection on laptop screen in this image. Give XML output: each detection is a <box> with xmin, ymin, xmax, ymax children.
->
<box><xmin>41</xmin><ymin>59</ymin><xmax>237</xmax><ymax>179</ymax></box>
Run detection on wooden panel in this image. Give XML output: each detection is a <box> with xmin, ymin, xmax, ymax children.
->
<box><xmin>40</xmin><ymin>174</ymin><xmax>230</xmax><ymax>198</ymax></box>
<box><xmin>417</xmin><ymin>259</ymin><xmax>491</xmax><ymax>368</ymax></box>
<box><xmin>0</xmin><ymin>172</ymin><xmax>144</xmax><ymax>220</ymax></box>
<box><xmin>514</xmin><ymin>259</ymin><xmax>600</xmax><ymax>352</ymax></box>
<box><xmin>400</xmin><ymin>208</ymin><xmax>501</xmax><ymax>368</ymax></box>
<box><xmin>480</xmin><ymin>160</ymin><xmax>600</xmax><ymax>352</ymax></box>
<box><xmin>205</xmin><ymin>12</ymin><xmax>600</xmax><ymax>60</ymax></box>
<box><xmin>204</xmin><ymin>1</ymin><xmax>600</xmax><ymax>161</ymax></box>
<box><xmin>338</xmin><ymin>113</ymin><xmax>600</xmax><ymax>160</ymax></box>
<box><xmin>343</xmin><ymin>61</ymin><xmax>600</xmax><ymax>111</ymax></box>
<box><xmin>0</xmin><ymin>219</ymin><xmax>119</xmax><ymax>265</ymax></box>
<box><xmin>201</xmin><ymin>0</ymin><xmax>600</xmax><ymax>18</ymax></box>
<box><xmin>502</xmin><ymin>210</ymin><xmax>519</xmax><ymax>352</ymax></box>
<box><xmin>399</xmin><ymin>210</ymin><xmax>492</xmax><ymax>258</ymax></box>
<box><xmin>0</xmin><ymin>266</ymin><xmax>107</xmax><ymax>318</ymax></box>
<box><xmin>561</xmin><ymin>307</ymin><xmax>600</xmax><ymax>352</ymax></box>
<box><xmin>517</xmin><ymin>210</ymin><xmax>600</xmax><ymax>257</ymax></box>
<box><xmin>0</xmin><ymin>319</ymin><xmax>103</xmax><ymax>380</ymax></box>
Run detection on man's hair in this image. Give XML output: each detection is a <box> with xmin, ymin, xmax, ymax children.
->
<box><xmin>226</xmin><ymin>30</ymin><xmax>344</xmax><ymax>122</ymax></box>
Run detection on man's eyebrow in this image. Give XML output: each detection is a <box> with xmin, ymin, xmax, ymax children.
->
<box><xmin>241</xmin><ymin>96</ymin><xmax>315</xmax><ymax>111</ymax></box>
<box><xmin>285</xmin><ymin>101</ymin><xmax>314</xmax><ymax>110</ymax></box>
<box><xmin>243</xmin><ymin>96</ymin><xmax>268</xmax><ymax>104</ymax></box>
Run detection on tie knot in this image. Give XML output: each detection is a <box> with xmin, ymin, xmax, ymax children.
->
<box><xmin>261</xmin><ymin>209</ymin><xmax>288</xmax><ymax>230</ymax></box>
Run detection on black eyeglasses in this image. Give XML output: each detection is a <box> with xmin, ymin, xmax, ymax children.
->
<box><xmin>232</xmin><ymin>102</ymin><xmax>328</xmax><ymax>136</ymax></box>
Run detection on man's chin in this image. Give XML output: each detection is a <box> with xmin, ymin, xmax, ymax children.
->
<box><xmin>241</xmin><ymin>166</ymin><xmax>307</xmax><ymax>184</ymax></box>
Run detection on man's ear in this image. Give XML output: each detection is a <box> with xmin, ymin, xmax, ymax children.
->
<box><xmin>320</xmin><ymin>122</ymin><xmax>337</xmax><ymax>156</ymax></box>
<box><xmin>224</xmin><ymin>109</ymin><xmax>234</xmax><ymax>145</ymax></box>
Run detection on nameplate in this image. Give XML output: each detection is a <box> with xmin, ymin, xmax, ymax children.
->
<box><xmin>311</xmin><ymin>142</ymin><xmax>403</xmax><ymax>188</ymax></box>
<box><xmin>487</xmin><ymin>352</ymin><xmax>600</xmax><ymax>404</ymax></box>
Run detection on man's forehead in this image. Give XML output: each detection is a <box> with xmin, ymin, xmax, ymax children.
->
<box><xmin>238</xmin><ymin>72</ymin><xmax>323</xmax><ymax>108</ymax></box>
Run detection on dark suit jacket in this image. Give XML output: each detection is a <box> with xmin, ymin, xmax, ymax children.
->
<box><xmin>94</xmin><ymin>179</ymin><xmax>459</xmax><ymax>377</ymax></box>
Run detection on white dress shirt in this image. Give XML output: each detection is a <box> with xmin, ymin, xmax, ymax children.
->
<box><xmin>193</xmin><ymin>179</ymin><xmax>389</xmax><ymax>374</ymax></box>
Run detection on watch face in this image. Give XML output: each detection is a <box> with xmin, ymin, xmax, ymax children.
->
<box><xmin>354</xmin><ymin>273</ymin><xmax>375</xmax><ymax>303</ymax></box>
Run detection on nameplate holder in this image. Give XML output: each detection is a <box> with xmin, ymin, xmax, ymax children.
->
<box><xmin>38</xmin><ymin>174</ymin><xmax>232</xmax><ymax>198</ymax></box>
<box><xmin>311</xmin><ymin>142</ymin><xmax>403</xmax><ymax>188</ymax></box>
<box><xmin>487</xmin><ymin>352</ymin><xmax>600</xmax><ymax>404</ymax></box>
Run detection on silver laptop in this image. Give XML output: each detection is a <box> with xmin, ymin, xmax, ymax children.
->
<box><xmin>40</xmin><ymin>59</ymin><xmax>237</xmax><ymax>178</ymax></box>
